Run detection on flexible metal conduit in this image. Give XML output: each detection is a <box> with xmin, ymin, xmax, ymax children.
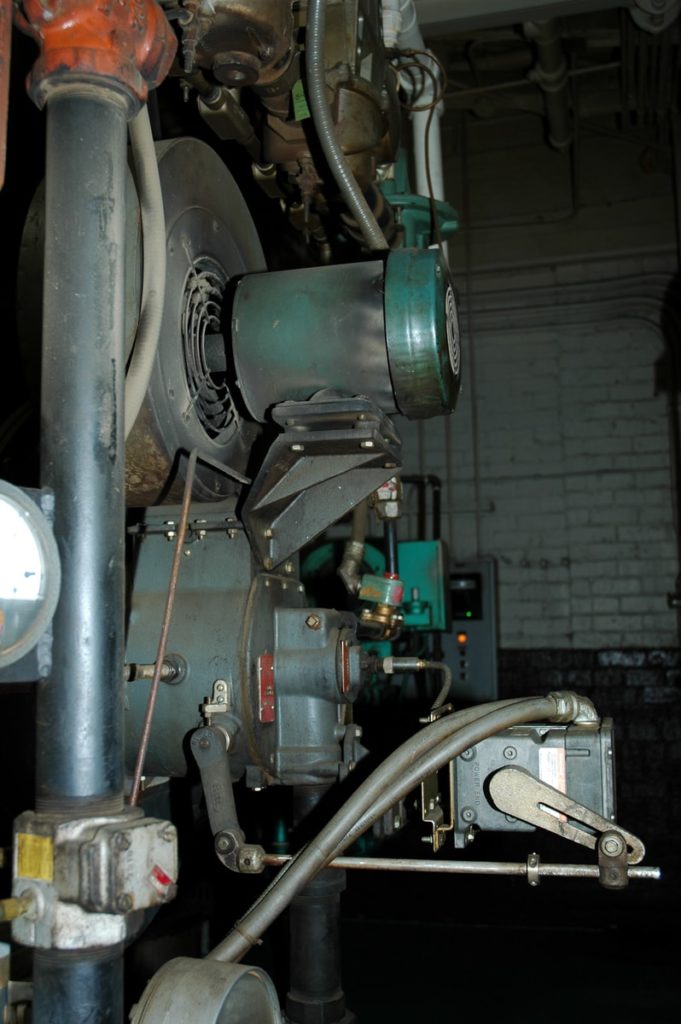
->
<box><xmin>125</xmin><ymin>104</ymin><xmax>167</xmax><ymax>439</ymax></box>
<box><xmin>306</xmin><ymin>0</ymin><xmax>388</xmax><ymax>250</ymax></box>
<box><xmin>210</xmin><ymin>693</ymin><xmax>583</xmax><ymax>962</ymax></box>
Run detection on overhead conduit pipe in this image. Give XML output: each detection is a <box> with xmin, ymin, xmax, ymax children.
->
<box><xmin>306</xmin><ymin>0</ymin><xmax>388</xmax><ymax>251</ymax></box>
<box><xmin>524</xmin><ymin>19</ymin><xmax>572</xmax><ymax>150</ymax></box>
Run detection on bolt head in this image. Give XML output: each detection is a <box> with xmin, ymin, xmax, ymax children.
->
<box><xmin>116</xmin><ymin>893</ymin><xmax>132</xmax><ymax>913</ymax></box>
<box><xmin>305</xmin><ymin>614</ymin><xmax>321</xmax><ymax>630</ymax></box>
<box><xmin>601</xmin><ymin>832</ymin><xmax>626</xmax><ymax>857</ymax></box>
<box><xmin>216</xmin><ymin>834</ymin><xmax>233</xmax><ymax>853</ymax></box>
<box><xmin>503</xmin><ymin>746</ymin><xmax>517</xmax><ymax>760</ymax></box>
<box><xmin>113</xmin><ymin>831</ymin><xmax>131</xmax><ymax>852</ymax></box>
<box><xmin>461</xmin><ymin>807</ymin><xmax>476</xmax><ymax>823</ymax></box>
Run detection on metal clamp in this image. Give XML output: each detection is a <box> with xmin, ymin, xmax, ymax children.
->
<box><xmin>418</xmin><ymin>705</ymin><xmax>455</xmax><ymax>852</ymax></box>
<box><xmin>200</xmin><ymin>678</ymin><xmax>233</xmax><ymax>722</ymax></box>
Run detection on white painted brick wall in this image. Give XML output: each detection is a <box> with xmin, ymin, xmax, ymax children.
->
<box><xmin>399</xmin><ymin>298</ymin><xmax>679</xmax><ymax>649</ymax></box>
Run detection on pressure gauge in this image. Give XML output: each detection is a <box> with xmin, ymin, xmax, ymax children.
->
<box><xmin>0</xmin><ymin>481</ymin><xmax>61</xmax><ymax>670</ymax></box>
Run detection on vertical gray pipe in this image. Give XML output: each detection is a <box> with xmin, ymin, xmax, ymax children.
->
<box><xmin>32</xmin><ymin>948</ymin><xmax>124</xmax><ymax>1024</ymax></box>
<box><xmin>35</xmin><ymin>88</ymin><xmax>129</xmax><ymax>1021</ymax></box>
<box><xmin>525</xmin><ymin>21</ymin><xmax>572</xmax><ymax>150</ymax></box>
<box><xmin>286</xmin><ymin>787</ymin><xmax>353</xmax><ymax>1024</ymax></box>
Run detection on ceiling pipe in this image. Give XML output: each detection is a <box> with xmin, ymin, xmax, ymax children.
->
<box><xmin>524</xmin><ymin>19</ymin><xmax>572</xmax><ymax>149</ymax></box>
<box><xmin>384</xmin><ymin>0</ymin><xmax>447</xmax><ymax>204</ymax></box>
<box><xmin>413</xmin><ymin>0</ymin><xmax>675</xmax><ymax>36</ymax></box>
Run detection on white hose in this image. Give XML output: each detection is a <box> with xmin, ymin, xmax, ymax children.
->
<box><xmin>125</xmin><ymin>105</ymin><xmax>167</xmax><ymax>439</ymax></box>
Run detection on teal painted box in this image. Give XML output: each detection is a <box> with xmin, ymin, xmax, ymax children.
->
<box><xmin>398</xmin><ymin>540</ymin><xmax>450</xmax><ymax>632</ymax></box>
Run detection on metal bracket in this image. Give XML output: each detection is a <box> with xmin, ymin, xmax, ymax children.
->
<box><xmin>598</xmin><ymin>830</ymin><xmax>631</xmax><ymax>889</ymax></box>
<box><xmin>200</xmin><ymin>678</ymin><xmax>233</xmax><ymax>722</ymax></box>
<box><xmin>242</xmin><ymin>396</ymin><xmax>402</xmax><ymax>569</ymax></box>
<box><xmin>488</xmin><ymin>766</ymin><xmax>645</xmax><ymax>864</ymax></box>
<box><xmin>419</xmin><ymin>705</ymin><xmax>455</xmax><ymax>852</ymax></box>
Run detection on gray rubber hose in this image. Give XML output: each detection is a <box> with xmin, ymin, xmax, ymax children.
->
<box><xmin>209</xmin><ymin>693</ymin><xmax>580</xmax><ymax>961</ymax></box>
<box><xmin>125</xmin><ymin>105</ymin><xmax>167</xmax><ymax>439</ymax></box>
<box><xmin>306</xmin><ymin>0</ymin><xmax>389</xmax><ymax>251</ymax></box>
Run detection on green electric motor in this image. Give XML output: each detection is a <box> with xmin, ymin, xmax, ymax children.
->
<box><xmin>231</xmin><ymin>248</ymin><xmax>461</xmax><ymax>421</ymax></box>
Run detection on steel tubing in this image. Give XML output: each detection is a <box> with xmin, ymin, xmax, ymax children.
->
<box><xmin>263</xmin><ymin>854</ymin><xmax>661</xmax><ymax>881</ymax></box>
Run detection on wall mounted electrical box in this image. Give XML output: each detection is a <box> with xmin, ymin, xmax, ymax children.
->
<box><xmin>441</xmin><ymin>558</ymin><xmax>498</xmax><ymax>703</ymax></box>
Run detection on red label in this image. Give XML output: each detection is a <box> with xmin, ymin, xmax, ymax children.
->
<box><xmin>258</xmin><ymin>653</ymin><xmax>276</xmax><ymax>723</ymax></box>
<box><xmin>152</xmin><ymin>864</ymin><xmax>172</xmax><ymax>887</ymax></box>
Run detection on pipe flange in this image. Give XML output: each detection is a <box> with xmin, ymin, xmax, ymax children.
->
<box><xmin>21</xmin><ymin>0</ymin><xmax>177</xmax><ymax>110</ymax></box>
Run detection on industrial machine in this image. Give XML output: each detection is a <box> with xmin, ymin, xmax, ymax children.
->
<box><xmin>0</xmin><ymin>2</ymin><xmax>663</xmax><ymax>1022</ymax></box>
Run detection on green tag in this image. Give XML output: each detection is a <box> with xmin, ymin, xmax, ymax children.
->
<box><xmin>292</xmin><ymin>80</ymin><xmax>310</xmax><ymax>121</ymax></box>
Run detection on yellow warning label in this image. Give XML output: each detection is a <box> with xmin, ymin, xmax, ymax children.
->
<box><xmin>17</xmin><ymin>833</ymin><xmax>54</xmax><ymax>881</ymax></box>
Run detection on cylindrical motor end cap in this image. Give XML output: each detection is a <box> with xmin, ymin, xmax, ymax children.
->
<box><xmin>384</xmin><ymin>248</ymin><xmax>461</xmax><ymax>419</ymax></box>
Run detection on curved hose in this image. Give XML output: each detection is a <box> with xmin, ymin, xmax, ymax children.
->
<box><xmin>125</xmin><ymin>105</ymin><xmax>167</xmax><ymax>439</ymax></box>
<box><xmin>427</xmin><ymin>661</ymin><xmax>453</xmax><ymax>709</ymax></box>
<box><xmin>209</xmin><ymin>693</ymin><xmax>576</xmax><ymax>962</ymax></box>
<box><xmin>306</xmin><ymin>0</ymin><xmax>389</xmax><ymax>251</ymax></box>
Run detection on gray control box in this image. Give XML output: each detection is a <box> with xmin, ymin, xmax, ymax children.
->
<box><xmin>440</xmin><ymin>558</ymin><xmax>497</xmax><ymax>703</ymax></box>
<box><xmin>453</xmin><ymin>719</ymin><xmax>616</xmax><ymax>848</ymax></box>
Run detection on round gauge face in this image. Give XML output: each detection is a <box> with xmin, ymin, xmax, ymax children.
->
<box><xmin>0</xmin><ymin>483</ymin><xmax>60</xmax><ymax>670</ymax></box>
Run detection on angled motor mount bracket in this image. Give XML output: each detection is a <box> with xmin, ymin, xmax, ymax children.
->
<box><xmin>242</xmin><ymin>395</ymin><xmax>402</xmax><ymax>569</ymax></box>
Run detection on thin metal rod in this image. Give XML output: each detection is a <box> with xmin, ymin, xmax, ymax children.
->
<box><xmin>445</xmin><ymin>62</ymin><xmax>621</xmax><ymax>101</ymax></box>
<box><xmin>262</xmin><ymin>853</ymin><xmax>661</xmax><ymax>881</ymax></box>
<box><xmin>129</xmin><ymin>449</ymin><xmax>198</xmax><ymax>806</ymax></box>
<box><xmin>384</xmin><ymin>520</ymin><xmax>399</xmax><ymax>576</ymax></box>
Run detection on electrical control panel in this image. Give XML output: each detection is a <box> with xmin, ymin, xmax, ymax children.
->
<box><xmin>441</xmin><ymin>558</ymin><xmax>498</xmax><ymax>703</ymax></box>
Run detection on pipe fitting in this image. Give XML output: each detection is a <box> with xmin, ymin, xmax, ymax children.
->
<box><xmin>547</xmin><ymin>691</ymin><xmax>598</xmax><ymax>725</ymax></box>
<box><xmin>338</xmin><ymin>539</ymin><xmax>365</xmax><ymax>596</ymax></box>
<box><xmin>22</xmin><ymin>0</ymin><xmax>177</xmax><ymax>110</ymax></box>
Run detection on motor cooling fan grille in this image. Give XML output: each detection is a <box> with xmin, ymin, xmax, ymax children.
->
<box><xmin>181</xmin><ymin>255</ymin><xmax>238</xmax><ymax>442</ymax></box>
